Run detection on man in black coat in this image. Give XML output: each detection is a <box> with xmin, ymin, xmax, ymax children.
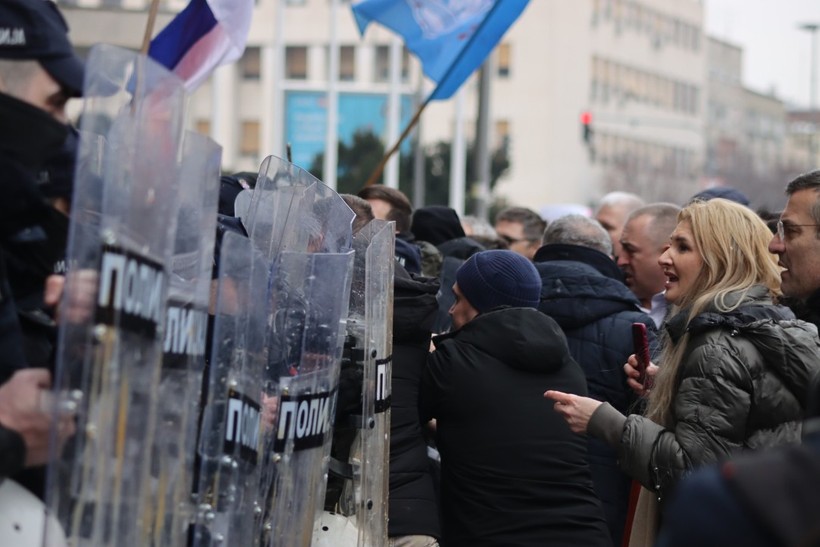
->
<box><xmin>420</xmin><ymin>250</ymin><xmax>611</xmax><ymax>547</ymax></box>
<box><xmin>389</xmin><ymin>266</ymin><xmax>441</xmax><ymax>545</ymax></box>
<box><xmin>534</xmin><ymin>214</ymin><xmax>657</xmax><ymax>545</ymax></box>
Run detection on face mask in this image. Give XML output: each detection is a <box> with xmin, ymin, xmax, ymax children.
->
<box><xmin>0</xmin><ymin>91</ymin><xmax>69</xmax><ymax>170</ymax></box>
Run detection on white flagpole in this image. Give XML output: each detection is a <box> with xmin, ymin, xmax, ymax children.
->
<box><xmin>449</xmin><ymin>86</ymin><xmax>466</xmax><ymax>217</ymax></box>
<box><xmin>212</xmin><ymin>63</ymin><xmax>237</xmax><ymax>169</ymax></box>
<box><xmin>385</xmin><ymin>35</ymin><xmax>402</xmax><ymax>189</ymax></box>
<box><xmin>262</xmin><ymin>0</ymin><xmax>286</xmax><ymax>159</ymax></box>
<box><xmin>324</xmin><ymin>0</ymin><xmax>340</xmax><ymax>189</ymax></box>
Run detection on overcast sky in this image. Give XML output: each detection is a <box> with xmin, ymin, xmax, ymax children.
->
<box><xmin>705</xmin><ymin>0</ymin><xmax>820</xmax><ymax>108</ymax></box>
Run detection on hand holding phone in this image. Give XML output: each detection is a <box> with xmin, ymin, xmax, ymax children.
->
<box><xmin>631</xmin><ymin>323</ymin><xmax>651</xmax><ymax>388</ymax></box>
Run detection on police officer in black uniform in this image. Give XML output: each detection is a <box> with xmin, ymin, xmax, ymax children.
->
<box><xmin>0</xmin><ymin>0</ymin><xmax>84</xmax><ymax>484</ymax></box>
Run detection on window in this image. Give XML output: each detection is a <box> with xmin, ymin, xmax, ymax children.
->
<box><xmin>195</xmin><ymin>119</ymin><xmax>211</xmax><ymax>136</ymax></box>
<box><xmin>240</xmin><ymin>47</ymin><xmax>261</xmax><ymax>79</ymax></box>
<box><xmin>497</xmin><ymin>43</ymin><xmax>511</xmax><ymax>77</ymax></box>
<box><xmin>374</xmin><ymin>45</ymin><xmax>411</xmax><ymax>82</ymax></box>
<box><xmin>286</xmin><ymin>46</ymin><xmax>308</xmax><ymax>79</ymax></box>
<box><xmin>375</xmin><ymin>45</ymin><xmax>389</xmax><ymax>82</ymax></box>
<box><xmin>339</xmin><ymin>45</ymin><xmax>355</xmax><ymax>81</ymax></box>
<box><xmin>495</xmin><ymin>120</ymin><xmax>510</xmax><ymax>151</ymax></box>
<box><xmin>240</xmin><ymin>121</ymin><xmax>260</xmax><ymax>157</ymax></box>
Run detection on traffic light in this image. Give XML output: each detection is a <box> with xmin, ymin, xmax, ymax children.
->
<box><xmin>580</xmin><ymin>111</ymin><xmax>593</xmax><ymax>144</ymax></box>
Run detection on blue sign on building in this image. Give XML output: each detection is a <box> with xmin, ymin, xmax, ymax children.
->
<box><xmin>285</xmin><ymin>91</ymin><xmax>413</xmax><ymax>171</ymax></box>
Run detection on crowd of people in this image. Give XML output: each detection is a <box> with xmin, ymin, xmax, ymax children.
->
<box><xmin>2</xmin><ymin>1</ymin><xmax>820</xmax><ymax>546</ymax></box>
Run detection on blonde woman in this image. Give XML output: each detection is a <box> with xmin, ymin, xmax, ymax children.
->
<box><xmin>546</xmin><ymin>199</ymin><xmax>820</xmax><ymax>510</ymax></box>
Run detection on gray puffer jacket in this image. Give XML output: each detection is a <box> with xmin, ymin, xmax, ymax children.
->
<box><xmin>589</xmin><ymin>286</ymin><xmax>820</xmax><ymax>503</ymax></box>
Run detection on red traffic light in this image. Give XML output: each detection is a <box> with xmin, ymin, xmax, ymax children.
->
<box><xmin>580</xmin><ymin>111</ymin><xmax>592</xmax><ymax>125</ymax></box>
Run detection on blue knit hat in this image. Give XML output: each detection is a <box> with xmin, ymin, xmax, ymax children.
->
<box><xmin>691</xmin><ymin>186</ymin><xmax>750</xmax><ymax>206</ymax></box>
<box><xmin>455</xmin><ymin>250</ymin><xmax>541</xmax><ymax>313</ymax></box>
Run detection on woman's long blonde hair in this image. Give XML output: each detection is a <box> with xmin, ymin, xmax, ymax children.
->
<box><xmin>646</xmin><ymin>198</ymin><xmax>782</xmax><ymax>426</ymax></box>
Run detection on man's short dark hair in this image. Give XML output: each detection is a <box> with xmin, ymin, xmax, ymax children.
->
<box><xmin>494</xmin><ymin>207</ymin><xmax>546</xmax><ymax>242</ymax></box>
<box><xmin>626</xmin><ymin>203</ymin><xmax>681</xmax><ymax>248</ymax></box>
<box><xmin>341</xmin><ymin>194</ymin><xmax>374</xmax><ymax>235</ymax></box>
<box><xmin>786</xmin><ymin>170</ymin><xmax>820</xmax><ymax>227</ymax></box>
<box><xmin>357</xmin><ymin>184</ymin><xmax>413</xmax><ymax>233</ymax></box>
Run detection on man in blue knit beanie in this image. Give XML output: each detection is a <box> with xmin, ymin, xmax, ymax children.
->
<box><xmin>449</xmin><ymin>250</ymin><xmax>541</xmax><ymax>328</ymax></box>
<box><xmin>419</xmin><ymin>250</ymin><xmax>610</xmax><ymax>546</ymax></box>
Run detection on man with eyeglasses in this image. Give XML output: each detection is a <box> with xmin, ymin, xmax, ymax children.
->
<box><xmin>768</xmin><ymin>170</ymin><xmax>820</xmax><ymax>327</ymax></box>
<box><xmin>493</xmin><ymin>206</ymin><xmax>546</xmax><ymax>260</ymax></box>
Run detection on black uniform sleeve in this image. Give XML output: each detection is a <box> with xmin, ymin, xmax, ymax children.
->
<box><xmin>0</xmin><ymin>425</ymin><xmax>25</xmax><ymax>478</ymax></box>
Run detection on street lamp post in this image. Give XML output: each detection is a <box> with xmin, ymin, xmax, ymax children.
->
<box><xmin>799</xmin><ymin>23</ymin><xmax>818</xmax><ymax>166</ymax></box>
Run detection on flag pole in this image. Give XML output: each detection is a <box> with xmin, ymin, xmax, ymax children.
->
<box><xmin>140</xmin><ymin>0</ymin><xmax>162</xmax><ymax>55</ymax></box>
<box><xmin>132</xmin><ymin>0</ymin><xmax>161</xmax><ymax>114</ymax></box>
<box><xmin>363</xmin><ymin>95</ymin><xmax>431</xmax><ymax>187</ymax></box>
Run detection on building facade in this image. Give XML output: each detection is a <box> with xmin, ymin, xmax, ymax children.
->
<box><xmin>59</xmin><ymin>0</ymin><xmax>755</xmax><ymax>213</ymax></box>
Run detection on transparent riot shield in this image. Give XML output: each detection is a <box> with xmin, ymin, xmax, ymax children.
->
<box><xmin>243</xmin><ymin>156</ymin><xmax>315</xmax><ymax>260</ymax></box>
<box><xmin>44</xmin><ymin>44</ymin><xmax>185</xmax><ymax>547</ymax></box>
<box><xmin>317</xmin><ymin>220</ymin><xmax>394</xmax><ymax>547</ymax></box>
<box><xmin>355</xmin><ymin>220</ymin><xmax>395</xmax><ymax>546</ymax></box>
<box><xmin>262</xmin><ymin>249</ymin><xmax>354</xmax><ymax>547</ymax></box>
<box><xmin>243</xmin><ymin>156</ymin><xmax>353</xmax><ymax>259</ymax></box>
<box><xmin>145</xmin><ymin>131</ymin><xmax>221</xmax><ymax>547</ymax></box>
<box><xmin>193</xmin><ymin>231</ymin><xmax>269</xmax><ymax>547</ymax></box>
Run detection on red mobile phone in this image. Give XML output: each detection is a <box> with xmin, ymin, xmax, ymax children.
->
<box><xmin>632</xmin><ymin>323</ymin><xmax>651</xmax><ymax>387</ymax></box>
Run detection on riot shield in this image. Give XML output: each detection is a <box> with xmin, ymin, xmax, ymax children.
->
<box><xmin>243</xmin><ymin>155</ymin><xmax>313</xmax><ymax>260</ymax></box>
<box><xmin>244</xmin><ymin>176</ymin><xmax>355</xmax><ymax>546</ymax></box>
<box><xmin>243</xmin><ymin>156</ymin><xmax>353</xmax><ymax>259</ymax></box>
<box><xmin>44</xmin><ymin>44</ymin><xmax>185</xmax><ymax>547</ymax></box>
<box><xmin>145</xmin><ymin>131</ymin><xmax>221</xmax><ymax>547</ymax></box>
<box><xmin>354</xmin><ymin>220</ymin><xmax>395</xmax><ymax>546</ymax></box>
<box><xmin>317</xmin><ymin>220</ymin><xmax>394</xmax><ymax>547</ymax></box>
<box><xmin>193</xmin><ymin>231</ymin><xmax>270</xmax><ymax>547</ymax></box>
<box><xmin>262</xmin><ymin>249</ymin><xmax>354</xmax><ymax>547</ymax></box>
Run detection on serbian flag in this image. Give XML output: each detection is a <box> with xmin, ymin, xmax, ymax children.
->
<box><xmin>352</xmin><ymin>0</ymin><xmax>529</xmax><ymax>101</ymax></box>
<box><xmin>148</xmin><ymin>0</ymin><xmax>252</xmax><ymax>91</ymax></box>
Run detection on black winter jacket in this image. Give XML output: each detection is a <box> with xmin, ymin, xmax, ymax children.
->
<box><xmin>421</xmin><ymin>307</ymin><xmax>611</xmax><ymax>547</ymax></box>
<box><xmin>389</xmin><ymin>267</ymin><xmax>441</xmax><ymax>539</ymax></box>
<box><xmin>534</xmin><ymin>244</ymin><xmax>657</xmax><ymax>545</ymax></box>
<box><xmin>535</xmin><ymin>244</ymin><xmax>657</xmax><ymax>413</ymax></box>
<box><xmin>590</xmin><ymin>286</ymin><xmax>820</xmax><ymax>504</ymax></box>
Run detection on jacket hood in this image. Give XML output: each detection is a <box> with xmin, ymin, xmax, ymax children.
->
<box><xmin>665</xmin><ymin>285</ymin><xmax>779</xmax><ymax>343</ymax></box>
<box><xmin>534</xmin><ymin>244</ymin><xmax>624</xmax><ymax>282</ymax></box>
<box><xmin>411</xmin><ymin>205</ymin><xmax>465</xmax><ymax>246</ymax></box>
<box><xmin>667</xmin><ymin>286</ymin><xmax>820</xmax><ymax>408</ymax></box>
<box><xmin>436</xmin><ymin>307</ymin><xmax>576</xmax><ymax>374</ymax></box>
<box><xmin>393</xmin><ymin>266</ymin><xmax>440</xmax><ymax>344</ymax></box>
<box><xmin>437</xmin><ymin>236</ymin><xmax>485</xmax><ymax>260</ymax></box>
<box><xmin>535</xmin><ymin>255</ymin><xmax>641</xmax><ymax>329</ymax></box>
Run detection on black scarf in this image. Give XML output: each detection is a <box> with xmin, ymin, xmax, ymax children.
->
<box><xmin>0</xmin><ymin>92</ymin><xmax>69</xmax><ymax>239</ymax></box>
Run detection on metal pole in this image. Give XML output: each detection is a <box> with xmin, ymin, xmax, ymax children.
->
<box><xmin>450</xmin><ymin>88</ymin><xmax>466</xmax><ymax>217</ymax></box>
<box><xmin>412</xmin><ymin>68</ymin><xmax>426</xmax><ymax>208</ymax></box>
<box><xmin>474</xmin><ymin>63</ymin><xmax>491</xmax><ymax>220</ymax></box>
<box><xmin>385</xmin><ymin>36</ymin><xmax>402</xmax><ymax>189</ymax></box>
<box><xmin>806</xmin><ymin>26</ymin><xmax>819</xmax><ymax>108</ymax></box>
<box><xmin>800</xmin><ymin>23</ymin><xmax>819</xmax><ymax>166</ymax></box>
<box><xmin>324</xmin><ymin>0</ymin><xmax>340</xmax><ymax>189</ymax></box>
<box><xmin>265</xmin><ymin>0</ymin><xmax>286</xmax><ymax>160</ymax></box>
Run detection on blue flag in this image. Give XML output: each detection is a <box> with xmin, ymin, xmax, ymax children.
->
<box><xmin>352</xmin><ymin>0</ymin><xmax>530</xmax><ymax>100</ymax></box>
